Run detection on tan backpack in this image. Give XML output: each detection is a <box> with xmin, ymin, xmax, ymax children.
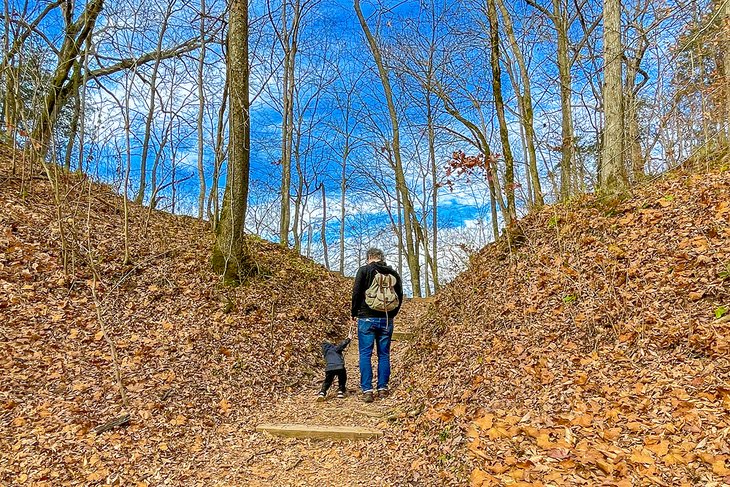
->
<box><xmin>365</xmin><ymin>272</ymin><xmax>399</xmax><ymax>312</ymax></box>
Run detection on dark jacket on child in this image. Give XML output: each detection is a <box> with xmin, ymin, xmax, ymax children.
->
<box><xmin>322</xmin><ymin>338</ymin><xmax>350</xmax><ymax>371</ymax></box>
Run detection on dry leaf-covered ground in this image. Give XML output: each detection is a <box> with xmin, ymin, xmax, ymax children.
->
<box><xmin>3</xmin><ymin>142</ymin><xmax>730</xmax><ymax>486</ymax></box>
<box><xmin>402</xmin><ymin>150</ymin><xmax>730</xmax><ymax>485</ymax></box>
<box><xmin>0</xmin><ymin>146</ymin><xmax>370</xmax><ymax>485</ymax></box>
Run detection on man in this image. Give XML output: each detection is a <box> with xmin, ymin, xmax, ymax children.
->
<box><xmin>351</xmin><ymin>247</ymin><xmax>403</xmax><ymax>403</ymax></box>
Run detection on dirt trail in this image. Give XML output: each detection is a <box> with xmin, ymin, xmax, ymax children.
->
<box><xmin>207</xmin><ymin>298</ymin><xmax>431</xmax><ymax>486</ymax></box>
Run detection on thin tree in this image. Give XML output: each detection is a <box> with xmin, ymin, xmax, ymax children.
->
<box><xmin>600</xmin><ymin>0</ymin><xmax>627</xmax><ymax>195</ymax></box>
<box><xmin>134</xmin><ymin>0</ymin><xmax>177</xmax><ymax>205</ymax></box>
<box><xmin>196</xmin><ymin>0</ymin><xmax>208</xmax><ymax>219</ymax></box>
<box><xmin>31</xmin><ymin>0</ymin><xmax>103</xmax><ymax>160</ymax></box>
<box><xmin>212</xmin><ymin>0</ymin><xmax>251</xmax><ymax>281</ymax></box>
<box><xmin>495</xmin><ymin>0</ymin><xmax>544</xmax><ymax>206</ymax></box>
<box><xmin>485</xmin><ymin>0</ymin><xmax>516</xmax><ymax>225</ymax></box>
<box><xmin>526</xmin><ymin>0</ymin><xmax>575</xmax><ymax>199</ymax></box>
<box><xmin>354</xmin><ymin>0</ymin><xmax>423</xmax><ymax>296</ymax></box>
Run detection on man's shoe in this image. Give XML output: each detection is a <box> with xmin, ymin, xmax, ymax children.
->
<box><xmin>377</xmin><ymin>388</ymin><xmax>389</xmax><ymax>399</ymax></box>
<box><xmin>337</xmin><ymin>390</ymin><xmax>345</xmax><ymax>399</ymax></box>
<box><xmin>362</xmin><ymin>391</ymin><xmax>374</xmax><ymax>403</ymax></box>
<box><xmin>316</xmin><ymin>392</ymin><xmax>326</xmax><ymax>402</ymax></box>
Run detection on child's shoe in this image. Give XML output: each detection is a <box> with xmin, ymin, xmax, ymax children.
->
<box><xmin>362</xmin><ymin>391</ymin><xmax>374</xmax><ymax>403</ymax></box>
<box><xmin>337</xmin><ymin>390</ymin><xmax>345</xmax><ymax>399</ymax></box>
<box><xmin>377</xmin><ymin>388</ymin><xmax>389</xmax><ymax>399</ymax></box>
<box><xmin>316</xmin><ymin>391</ymin><xmax>326</xmax><ymax>402</ymax></box>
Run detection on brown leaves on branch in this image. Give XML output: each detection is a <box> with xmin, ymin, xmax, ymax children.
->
<box><xmin>440</xmin><ymin>151</ymin><xmax>501</xmax><ymax>190</ymax></box>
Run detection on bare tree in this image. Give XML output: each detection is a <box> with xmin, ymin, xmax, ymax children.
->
<box><xmin>495</xmin><ymin>0</ymin><xmax>544</xmax><ymax>207</ymax></box>
<box><xmin>485</xmin><ymin>0</ymin><xmax>516</xmax><ymax>225</ymax></box>
<box><xmin>354</xmin><ymin>0</ymin><xmax>424</xmax><ymax>296</ymax></box>
<box><xmin>270</xmin><ymin>0</ymin><xmax>319</xmax><ymax>245</ymax></box>
<box><xmin>212</xmin><ymin>0</ymin><xmax>251</xmax><ymax>281</ymax></box>
<box><xmin>196</xmin><ymin>0</ymin><xmax>208</xmax><ymax>219</ymax></box>
<box><xmin>600</xmin><ymin>0</ymin><xmax>627</xmax><ymax>195</ymax></box>
<box><xmin>31</xmin><ymin>0</ymin><xmax>103</xmax><ymax>160</ymax></box>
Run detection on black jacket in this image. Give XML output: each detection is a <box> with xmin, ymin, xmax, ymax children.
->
<box><xmin>351</xmin><ymin>261</ymin><xmax>403</xmax><ymax>319</ymax></box>
<box><xmin>322</xmin><ymin>338</ymin><xmax>350</xmax><ymax>371</ymax></box>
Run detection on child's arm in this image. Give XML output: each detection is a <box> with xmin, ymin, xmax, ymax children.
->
<box><xmin>335</xmin><ymin>338</ymin><xmax>351</xmax><ymax>352</ymax></box>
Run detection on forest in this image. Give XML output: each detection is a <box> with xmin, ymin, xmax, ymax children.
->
<box><xmin>2</xmin><ymin>0</ymin><xmax>727</xmax><ymax>294</ymax></box>
<box><xmin>1</xmin><ymin>0</ymin><xmax>729</xmax><ymax>485</ymax></box>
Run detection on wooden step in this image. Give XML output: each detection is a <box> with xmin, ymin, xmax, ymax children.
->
<box><xmin>255</xmin><ymin>423</ymin><xmax>383</xmax><ymax>440</ymax></box>
<box><xmin>392</xmin><ymin>331</ymin><xmax>414</xmax><ymax>341</ymax></box>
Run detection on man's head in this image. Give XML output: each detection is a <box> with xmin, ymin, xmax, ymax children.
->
<box><xmin>366</xmin><ymin>247</ymin><xmax>385</xmax><ymax>263</ymax></box>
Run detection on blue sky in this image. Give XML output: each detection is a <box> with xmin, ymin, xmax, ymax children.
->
<box><xmin>6</xmin><ymin>0</ymin><xmax>701</xmax><ymax>288</ymax></box>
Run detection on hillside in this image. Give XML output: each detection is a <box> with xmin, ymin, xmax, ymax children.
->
<box><xmin>3</xmin><ymin>144</ymin><xmax>730</xmax><ymax>487</ymax></box>
<box><xmin>402</xmin><ymin>151</ymin><xmax>730</xmax><ymax>485</ymax></box>
<box><xmin>0</xmin><ymin>146</ymin><xmax>352</xmax><ymax>485</ymax></box>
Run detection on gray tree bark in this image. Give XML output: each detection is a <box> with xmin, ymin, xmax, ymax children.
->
<box><xmin>486</xmin><ymin>0</ymin><xmax>516</xmax><ymax>225</ymax></box>
<box><xmin>212</xmin><ymin>0</ymin><xmax>251</xmax><ymax>282</ymax></box>
<box><xmin>600</xmin><ymin>0</ymin><xmax>627</xmax><ymax>195</ymax></box>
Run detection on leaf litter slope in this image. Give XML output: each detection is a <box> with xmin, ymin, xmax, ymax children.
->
<box><xmin>0</xmin><ymin>145</ymin><xmax>366</xmax><ymax>485</ymax></box>
<box><xmin>3</xmin><ymin>141</ymin><xmax>729</xmax><ymax>486</ymax></box>
<box><xmin>402</xmin><ymin>152</ymin><xmax>730</xmax><ymax>486</ymax></box>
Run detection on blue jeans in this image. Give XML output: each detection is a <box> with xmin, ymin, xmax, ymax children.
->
<box><xmin>357</xmin><ymin>317</ymin><xmax>393</xmax><ymax>393</ymax></box>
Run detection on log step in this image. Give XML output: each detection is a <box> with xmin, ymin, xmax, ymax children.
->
<box><xmin>255</xmin><ymin>423</ymin><xmax>383</xmax><ymax>440</ymax></box>
<box><xmin>392</xmin><ymin>331</ymin><xmax>414</xmax><ymax>341</ymax></box>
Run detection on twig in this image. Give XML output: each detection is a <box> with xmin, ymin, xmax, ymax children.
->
<box><xmin>714</xmin><ymin>314</ymin><xmax>730</xmax><ymax>325</ymax></box>
<box><xmin>269</xmin><ymin>294</ymin><xmax>277</xmax><ymax>354</ymax></box>
<box><xmin>84</xmin><ymin>182</ymin><xmax>129</xmax><ymax>410</ymax></box>
<box><xmin>93</xmin><ymin>413</ymin><xmax>130</xmax><ymax>434</ymax></box>
<box><xmin>90</xmin><ymin>276</ymin><xmax>129</xmax><ymax>409</ymax></box>
<box><xmin>285</xmin><ymin>458</ymin><xmax>302</xmax><ymax>471</ymax></box>
<box><xmin>245</xmin><ymin>448</ymin><xmax>276</xmax><ymax>463</ymax></box>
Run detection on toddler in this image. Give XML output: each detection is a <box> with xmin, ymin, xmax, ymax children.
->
<box><xmin>317</xmin><ymin>329</ymin><xmax>352</xmax><ymax>401</ymax></box>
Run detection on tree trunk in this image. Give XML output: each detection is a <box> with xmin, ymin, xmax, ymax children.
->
<box><xmin>123</xmin><ymin>70</ymin><xmax>134</xmax><ymax>265</ymax></box>
<box><xmin>31</xmin><ymin>0</ymin><xmax>103</xmax><ymax>160</ymax></box>
<box><xmin>339</xmin><ymin>143</ymin><xmax>349</xmax><ymax>274</ymax></box>
<box><xmin>488</xmin><ymin>168</ymin><xmax>499</xmax><ymax>240</ymax></box>
<box><xmin>135</xmin><ymin>5</ymin><xmax>172</xmax><ymax>205</ymax></box>
<box><xmin>207</xmin><ymin>76</ymin><xmax>228</xmax><ymax>228</ymax></box>
<box><xmin>63</xmin><ymin>62</ymin><xmax>81</xmax><ymax>171</ymax></box>
<box><xmin>426</xmin><ymin>92</ymin><xmax>439</xmax><ymax>292</ymax></box>
<box><xmin>355</xmin><ymin>0</ymin><xmax>422</xmax><ymax>296</ymax></box>
<box><xmin>624</xmin><ymin>33</ymin><xmax>648</xmax><ymax>182</ymax></box>
<box><xmin>396</xmin><ymin>188</ymin><xmax>403</xmax><ymax>278</ymax></box>
<box><xmin>600</xmin><ymin>0</ymin><xmax>627</xmax><ymax>195</ymax></box>
<box><xmin>554</xmin><ymin>0</ymin><xmax>574</xmax><ymax>200</ymax></box>
<box><xmin>486</xmin><ymin>0</ymin><xmax>516</xmax><ymax>225</ymax></box>
<box><xmin>196</xmin><ymin>0</ymin><xmax>207</xmax><ymax>219</ymax></box>
<box><xmin>77</xmin><ymin>36</ymin><xmax>90</xmax><ymax>173</ymax></box>
<box><xmin>321</xmin><ymin>183</ymin><xmax>330</xmax><ymax>269</ymax></box>
<box><xmin>212</xmin><ymin>0</ymin><xmax>250</xmax><ymax>282</ymax></box>
<box><xmin>497</xmin><ymin>0</ymin><xmax>543</xmax><ymax>206</ymax></box>
<box><xmin>278</xmin><ymin>0</ymin><xmax>302</xmax><ymax>247</ymax></box>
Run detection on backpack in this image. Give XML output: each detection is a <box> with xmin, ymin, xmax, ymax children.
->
<box><xmin>365</xmin><ymin>272</ymin><xmax>399</xmax><ymax>312</ymax></box>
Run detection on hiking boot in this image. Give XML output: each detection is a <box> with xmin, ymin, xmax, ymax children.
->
<box><xmin>337</xmin><ymin>390</ymin><xmax>345</xmax><ymax>399</ymax></box>
<box><xmin>377</xmin><ymin>388</ymin><xmax>389</xmax><ymax>399</ymax></box>
<box><xmin>362</xmin><ymin>391</ymin><xmax>374</xmax><ymax>403</ymax></box>
<box><xmin>316</xmin><ymin>391</ymin><xmax>326</xmax><ymax>402</ymax></box>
